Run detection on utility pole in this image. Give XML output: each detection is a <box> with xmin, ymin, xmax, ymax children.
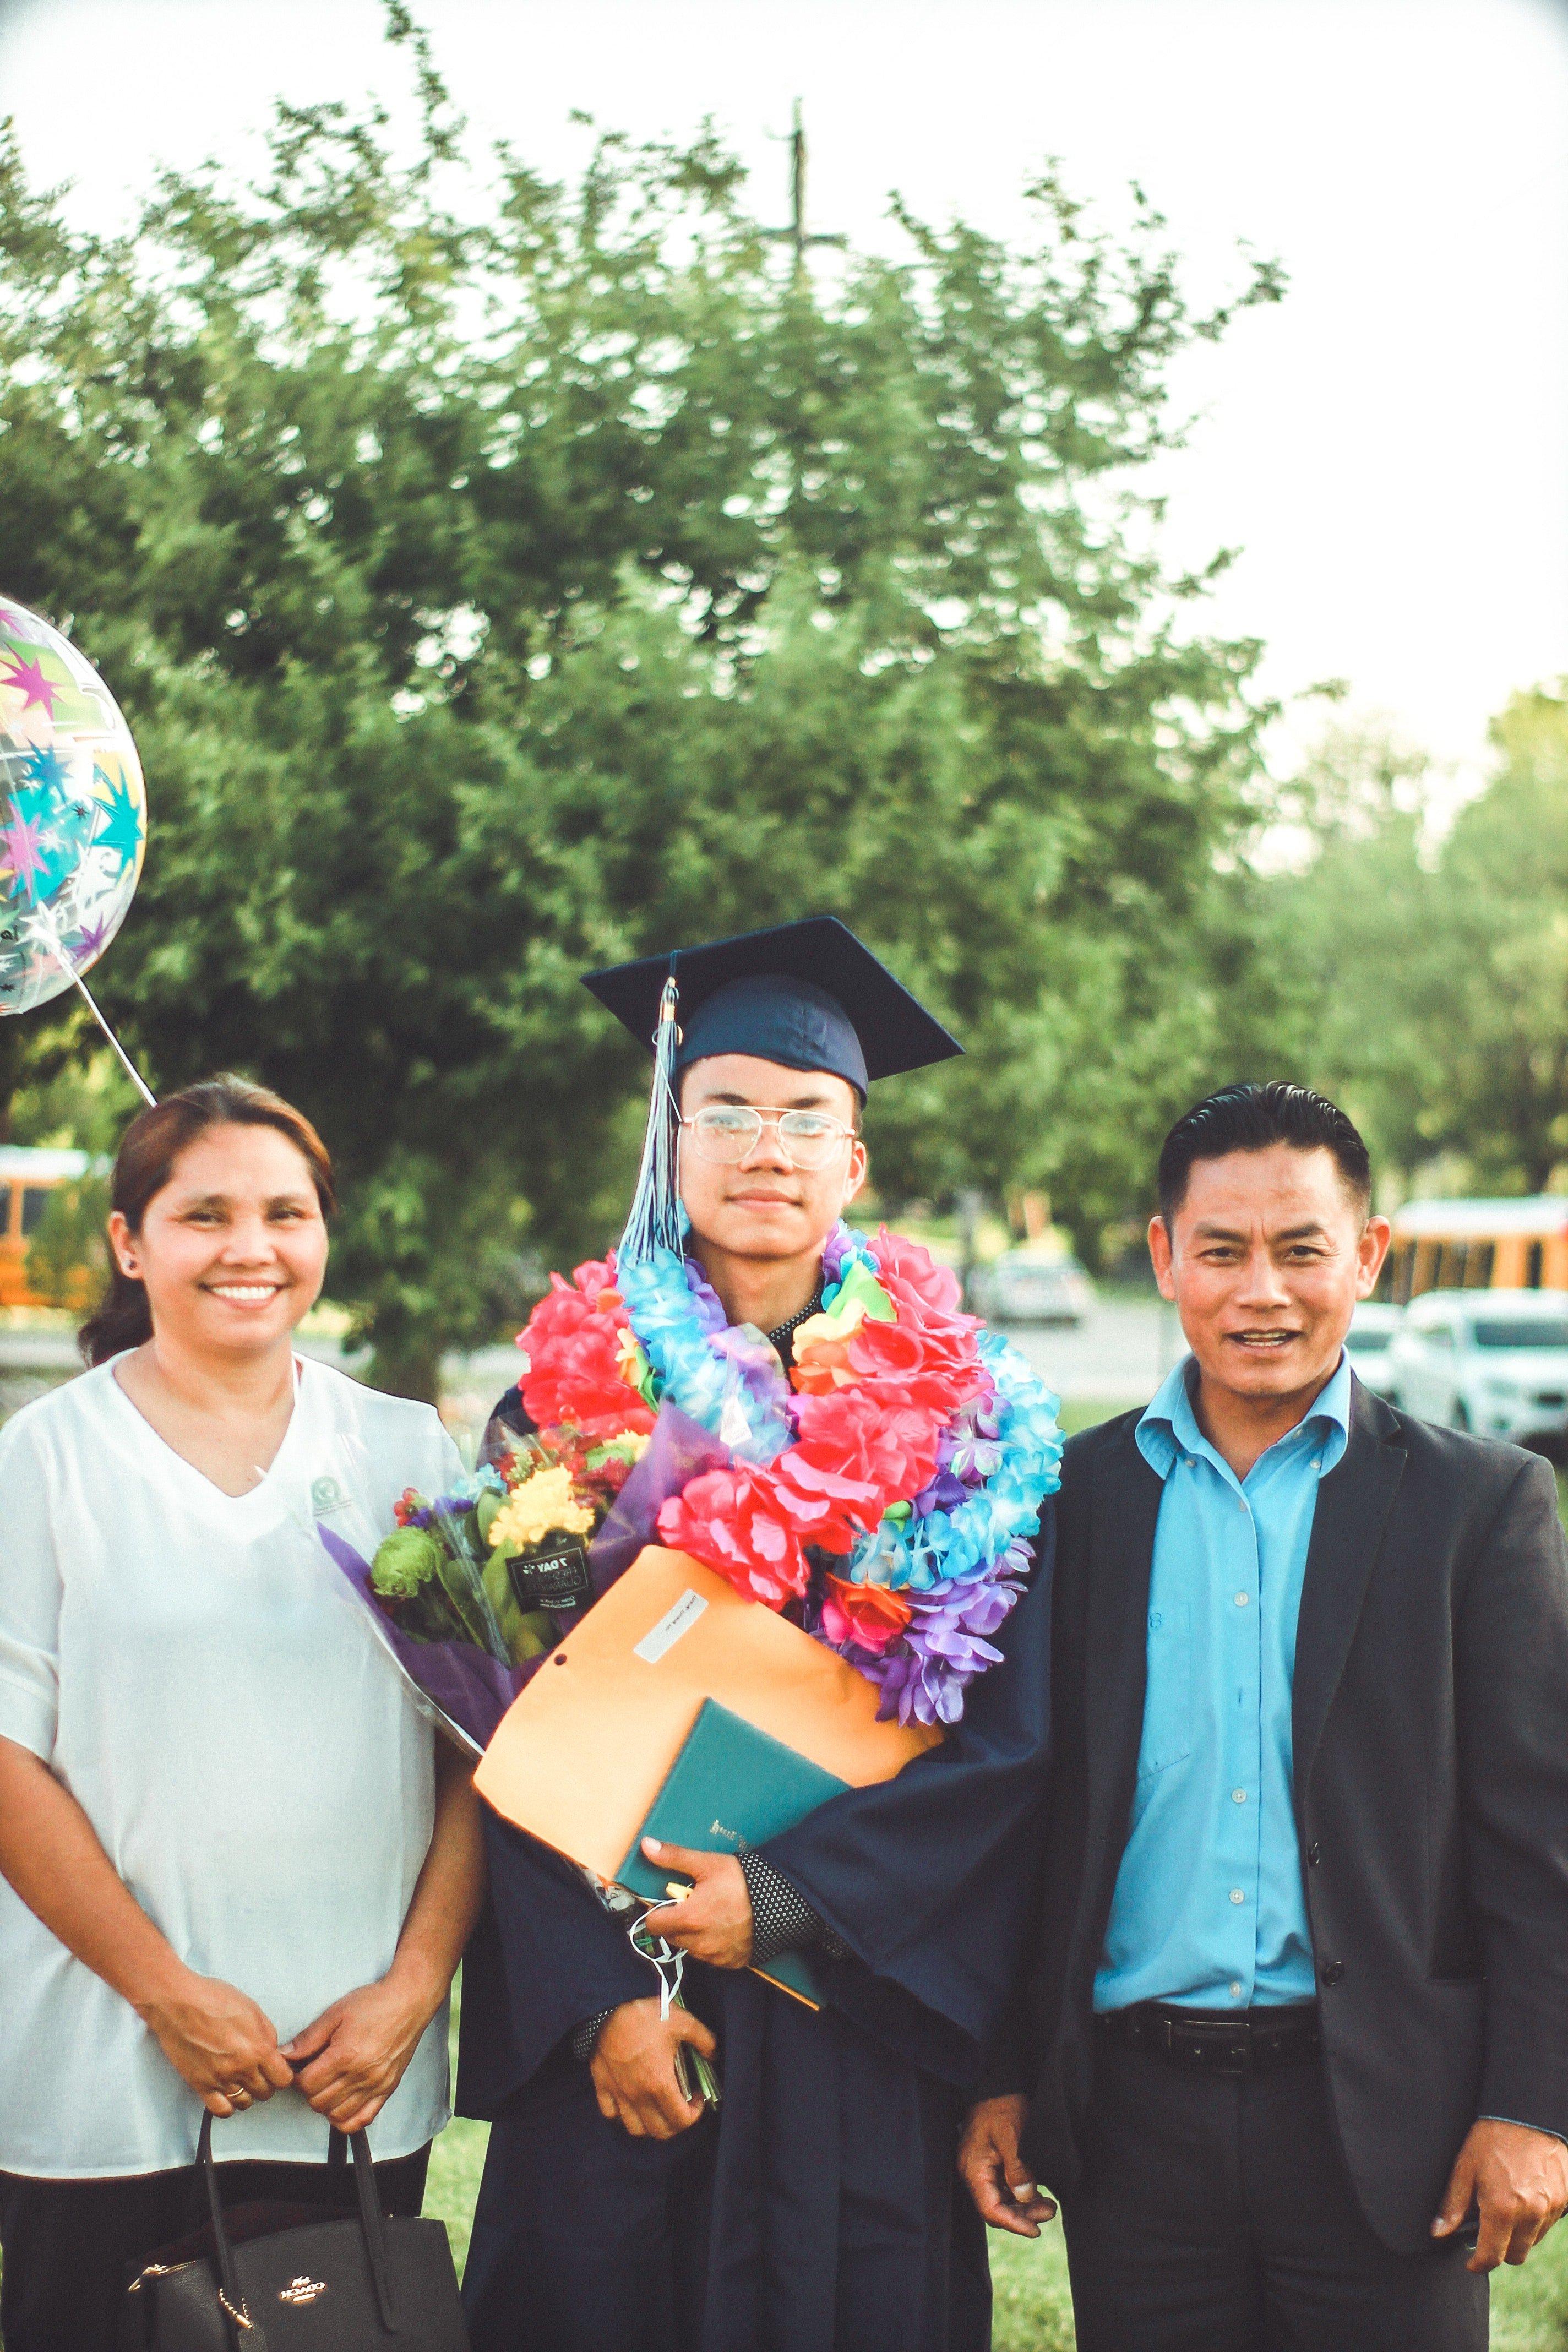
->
<box><xmin>762</xmin><ymin>100</ymin><xmax>847</xmax><ymax>276</ymax></box>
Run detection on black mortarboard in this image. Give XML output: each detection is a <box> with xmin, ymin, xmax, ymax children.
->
<box><xmin>583</xmin><ymin>918</ymin><xmax>963</xmax><ymax>1262</ymax></box>
<box><xmin>583</xmin><ymin>917</ymin><xmax>962</xmax><ymax>1097</ymax></box>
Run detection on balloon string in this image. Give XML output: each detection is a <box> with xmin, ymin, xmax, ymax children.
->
<box><xmin>66</xmin><ymin>963</ymin><xmax>157</xmax><ymax>1107</ymax></box>
<box><xmin>30</xmin><ymin>905</ymin><xmax>157</xmax><ymax>1107</ymax></box>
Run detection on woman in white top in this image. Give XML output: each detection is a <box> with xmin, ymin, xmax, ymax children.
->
<box><xmin>0</xmin><ymin>1076</ymin><xmax>485</xmax><ymax>2352</ymax></box>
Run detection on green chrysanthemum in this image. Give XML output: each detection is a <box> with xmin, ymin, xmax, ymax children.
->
<box><xmin>370</xmin><ymin>1525</ymin><xmax>444</xmax><ymax>1599</ymax></box>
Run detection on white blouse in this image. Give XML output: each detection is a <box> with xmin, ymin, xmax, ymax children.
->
<box><xmin>0</xmin><ymin>1354</ymin><xmax>464</xmax><ymax>2177</ymax></box>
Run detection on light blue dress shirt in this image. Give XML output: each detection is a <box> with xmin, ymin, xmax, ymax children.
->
<box><xmin>1094</xmin><ymin>1350</ymin><xmax>1353</xmax><ymax>2013</ymax></box>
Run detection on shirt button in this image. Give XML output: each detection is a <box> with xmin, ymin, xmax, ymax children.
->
<box><xmin>1232</xmin><ymin>1788</ymin><xmax>1247</xmax><ymax>1804</ymax></box>
<box><xmin>1229</xmin><ymin>1888</ymin><xmax>1245</xmax><ymax>1905</ymax></box>
<box><xmin>1234</xmin><ymin>1591</ymin><xmax>1250</xmax><ymax>1608</ymax></box>
<box><xmin>1184</xmin><ymin>1456</ymin><xmax>1197</xmax><ymax>1469</ymax></box>
<box><xmin>1238</xmin><ymin>1500</ymin><xmax>1249</xmax><ymax>1513</ymax></box>
<box><xmin>1321</xmin><ymin>1959</ymin><xmax>1345</xmax><ymax>1986</ymax></box>
<box><xmin>1230</xmin><ymin>1981</ymin><xmax>1244</xmax><ymax>1997</ymax></box>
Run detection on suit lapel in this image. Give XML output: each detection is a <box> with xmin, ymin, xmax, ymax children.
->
<box><xmin>1292</xmin><ymin>1378</ymin><xmax>1406</xmax><ymax>1812</ymax></box>
<box><xmin>1084</xmin><ymin>1427</ymin><xmax>1166</xmax><ymax>1839</ymax></box>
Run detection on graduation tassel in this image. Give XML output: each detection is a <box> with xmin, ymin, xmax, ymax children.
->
<box><xmin>618</xmin><ymin>967</ymin><xmax>685</xmax><ymax>1267</ymax></box>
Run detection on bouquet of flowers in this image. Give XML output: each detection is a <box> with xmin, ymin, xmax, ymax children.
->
<box><xmin>320</xmin><ymin>1425</ymin><xmax>651</xmax><ymax>1753</ymax></box>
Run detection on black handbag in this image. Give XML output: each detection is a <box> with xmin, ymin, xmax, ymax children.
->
<box><xmin>118</xmin><ymin>2113</ymin><xmax>470</xmax><ymax>2350</ymax></box>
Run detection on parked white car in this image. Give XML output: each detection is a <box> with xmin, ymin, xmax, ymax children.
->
<box><xmin>1384</xmin><ymin>1288</ymin><xmax>1568</xmax><ymax>1448</ymax></box>
<box><xmin>968</xmin><ymin>1246</ymin><xmax>1096</xmax><ymax>1326</ymax></box>
<box><xmin>1342</xmin><ymin>1300</ymin><xmax>1403</xmax><ymax>1398</ymax></box>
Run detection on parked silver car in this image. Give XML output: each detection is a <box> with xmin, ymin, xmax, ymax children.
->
<box><xmin>1342</xmin><ymin>1300</ymin><xmax>1403</xmax><ymax>1398</ymax></box>
<box><xmin>1384</xmin><ymin>1288</ymin><xmax>1568</xmax><ymax>1447</ymax></box>
<box><xmin>968</xmin><ymin>1248</ymin><xmax>1096</xmax><ymax>1326</ymax></box>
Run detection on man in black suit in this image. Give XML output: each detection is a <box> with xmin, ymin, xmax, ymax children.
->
<box><xmin>959</xmin><ymin>1082</ymin><xmax>1568</xmax><ymax>2350</ymax></box>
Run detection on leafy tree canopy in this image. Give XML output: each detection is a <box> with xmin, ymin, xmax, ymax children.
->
<box><xmin>0</xmin><ymin>6</ymin><xmax>1283</xmax><ymax>1391</ymax></box>
<box><xmin>1262</xmin><ymin>690</ymin><xmax>1568</xmax><ymax>1201</ymax></box>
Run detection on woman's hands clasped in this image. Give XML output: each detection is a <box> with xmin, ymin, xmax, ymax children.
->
<box><xmin>139</xmin><ymin>1966</ymin><xmax>296</xmax><ymax>2119</ymax></box>
<box><xmin>282</xmin><ymin>1970</ymin><xmax>444</xmax><ymax>2136</ymax></box>
<box><xmin>140</xmin><ymin>1958</ymin><xmax>440</xmax><ymax>2131</ymax></box>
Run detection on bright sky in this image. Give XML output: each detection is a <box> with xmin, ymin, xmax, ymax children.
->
<box><xmin>1</xmin><ymin>0</ymin><xmax>1565</xmax><ymax>790</ymax></box>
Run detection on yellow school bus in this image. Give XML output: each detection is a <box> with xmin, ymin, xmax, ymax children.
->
<box><xmin>1387</xmin><ymin>1197</ymin><xmax>1568</xmax><ymax>1305</ymax></box>
<box><xmin>0</xmin><ymin>1147</ymin><xmax>95</xmax><ymax>1309</ymax></box>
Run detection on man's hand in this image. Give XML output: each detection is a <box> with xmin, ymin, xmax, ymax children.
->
<box><xmin>640</xmin><ymin>1839</ymin><xmax>754</xmax><ymax>1970</ymax></box>
<box><xmin>282</xmin><ymin>1972</ymin><xmax>442</xmax><ymax>2136</ymax></box>
<box><xmin>1433</xmin><ymin>2120</ymin><xmax>1568</xmax><ymax>2271</ymax></box>
<box><xmin>957</xmin><ymin>2094</ymin><xmax>1058</xmax><ymax>2237</ymax></box>
<box><xmin>589</xmin><ymin>1997</ymin><xmax>718</xmax><ymax>2140</ymax></box>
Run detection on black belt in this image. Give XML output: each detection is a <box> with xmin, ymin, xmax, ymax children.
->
<box><xmin>1098</xmin><ymin>2000</ymin><xmax>1321</xmax><ymax>2074</ymax></box>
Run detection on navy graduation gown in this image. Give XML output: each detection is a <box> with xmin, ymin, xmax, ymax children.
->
<box><xmin>458</xmin><ymin>1397</ymin><xmax>1054</xmax><ymax>2352</ymax></box>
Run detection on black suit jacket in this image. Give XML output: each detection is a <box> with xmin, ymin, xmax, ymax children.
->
<box><xmin>1014</xmin><ymin>1377</ymin><xmax>1568</xmax><ymax>2253</ymax></box>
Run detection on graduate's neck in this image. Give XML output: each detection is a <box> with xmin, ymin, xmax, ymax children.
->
<box><xmin>691</xmin><ymin>1243</ymin><xmax>824</xmax><ymax>1338</ymax></box>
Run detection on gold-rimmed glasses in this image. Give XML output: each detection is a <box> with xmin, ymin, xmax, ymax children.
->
<box><xmin>680</xmin><ymin>1105</ymin><xmax>855</xmax><ymax>1169</ymax></box>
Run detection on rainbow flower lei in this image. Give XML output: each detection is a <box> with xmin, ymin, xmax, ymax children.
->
<box><xmin>515</xmin><ymin>1224</ymin><xmax>1062</xmax><ymax>1724</ymax></box>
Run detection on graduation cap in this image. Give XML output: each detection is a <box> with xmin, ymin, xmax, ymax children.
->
<box><xmin>583</xmin><ymin>917</ymin><xmax>962</xmax><ymax>1264</ymax></box>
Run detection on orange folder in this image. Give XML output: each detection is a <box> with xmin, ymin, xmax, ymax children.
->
<box><xmin>475</xmin><ymin>1544</ymin><xmax>941</xmax><ymax>1881</ymax></box>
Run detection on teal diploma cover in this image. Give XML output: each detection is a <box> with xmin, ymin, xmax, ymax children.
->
<box><xmin>616</xmin><ymin>1698</ymin><xmax>848</xmax><ymax>2007</ymax></box>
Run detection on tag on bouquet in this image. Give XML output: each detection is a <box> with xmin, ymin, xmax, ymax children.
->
<box><xmin>505</xmin><ymin>1539</ymin><xmax>593</xmax><ymax>1613</ymax></box>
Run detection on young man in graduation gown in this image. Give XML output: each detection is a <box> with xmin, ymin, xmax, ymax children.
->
<box><xmin>457</xmin><ymin>919</ymin><xmax>1058</xmax><ymax>2352</ymax></box>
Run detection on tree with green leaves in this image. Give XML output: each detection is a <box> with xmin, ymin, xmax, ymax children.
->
<box><xmin>0</xmin><ymin>7</ymin><xmax>1283</xmax><ymax>1393</ymax></box>
<box><xmin>1262</xmin><ymin>689</ymin><xmax>1568</xmax><ymax>1199</ymax></box>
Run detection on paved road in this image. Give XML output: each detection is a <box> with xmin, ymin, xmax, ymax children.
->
<box><xmin>999</xmin><ymin>1296</ymin><xmax>1182</xmax><ymax>1410</ymax></box>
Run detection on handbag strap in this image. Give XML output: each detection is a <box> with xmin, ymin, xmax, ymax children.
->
<box><xmin>348</xmin><ymin>2127</ymin><xmax>399</xmax><ymax>2331</ymax></box>
<box><xmin>197</xmin><ymin>2111</ymin><xmax>272</xmax><ymax>2352</ymax></box>
<box><xmin>198</xmin><ymin>2113</ymin><xmax>399</xmax><ymax>2338</ymax></box>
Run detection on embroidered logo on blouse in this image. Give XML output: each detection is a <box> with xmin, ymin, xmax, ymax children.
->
<box><xmin>309</xmin><ymin>1475</ymin><xmax>350</xmax><ymax>1517</ymax></box>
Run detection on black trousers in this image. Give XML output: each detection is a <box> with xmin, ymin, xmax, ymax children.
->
<box><xmin>1060</xmin><ymin>2036</ymin><xmax>1488</xmax><ymax>2352</ymax></box>
<box><xmin>0</xmin><ymin>2141</ymin><xmax>431</xmax><ymax>2352</ymax></box>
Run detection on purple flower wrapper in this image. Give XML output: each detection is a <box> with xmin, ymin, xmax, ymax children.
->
<box><xmin>587</xmin><ymin>1401</ymin><xmax>734</xmax><ymax>1596</ymax></box>
<box><xmin>318</xmin><ymin>1522</ymin><xmax>531</xmax><ymax>1754</ymax></box>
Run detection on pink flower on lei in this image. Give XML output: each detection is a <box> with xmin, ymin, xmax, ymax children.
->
<box><xmin>518</xmin><ymin>1253</ymin><xmax>653</xmax><ymax>1430</ymax></box>
<box><xmin>657</xmin><ymin>1466</ymin><xmax>811</xmax><ymax>1606</ymax></box>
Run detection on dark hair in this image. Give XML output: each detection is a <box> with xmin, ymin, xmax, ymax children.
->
<box><xmin>80</xmin><ymin>1076</ymin><xmax>336</xmax><ymax>1366</ymax></box>
<box><xmin>1157</xmin><ymin>1082</ymin><xmax>1371</xmax><ymax>1225</ymax></box>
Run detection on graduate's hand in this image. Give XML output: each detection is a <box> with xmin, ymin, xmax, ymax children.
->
<box><xmin>282</xmin><ymin>1974</ymin><xmax>440</xmax><ymax>2135</ymax></box>
<box><xmin>639</xmin><ymin>1840</ymin><xmax>754</xmax><ymax>1969</ymax></box>
<box><xmin>1433</xmin><ymin>2120</ymin><xmax>1568</xmax><ymax>2271</ymax></box>
<box><xmin>958</xmin><ymin>2095</ymin><xmax>1057</xmax><ymax>2237</ymax></box>
<box><xmin>590</xmin><ymin>1997</ymin><xmax>717</xmax><ymax>2140</ymax></box>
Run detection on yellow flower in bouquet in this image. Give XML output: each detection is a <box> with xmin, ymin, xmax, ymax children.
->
<box><xmin>488</xmin><ymin>1465</ymin><xmax>596</xmax><ymax>1554</ymax></box>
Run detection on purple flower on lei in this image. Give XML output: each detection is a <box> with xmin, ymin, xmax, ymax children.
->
<box><xmin>681</xmin><ymin>1256</ymin><xmax>729</xmax><ymax>1335</ymax></box>
<box><xmin>863</xmin><ymin>1540</ymin><xmax>1035</xmax><ymax>1725</ymax></box>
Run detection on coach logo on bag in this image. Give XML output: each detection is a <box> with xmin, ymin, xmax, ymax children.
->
<box><xmin>280</xmin><ymin>2275</ymin><xmax>329</xmax><ymax>2305</ymax></box>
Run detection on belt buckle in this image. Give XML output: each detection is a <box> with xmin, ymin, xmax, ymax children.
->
<box><xmin>1177</xmin><ymin>2015</ymin><xmax>1251</xmax><ymax>2072</ymax></box>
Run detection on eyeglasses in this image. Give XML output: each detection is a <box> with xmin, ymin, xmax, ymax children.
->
<box><xmin>680</xmin><ymin>1105</ymin><xmax>856</xmax><ymax>1169</ymax></box>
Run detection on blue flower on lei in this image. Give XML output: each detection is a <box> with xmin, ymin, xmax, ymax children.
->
<box><xmin>616</xmin><ymin>1246</ymin><xmax>793</xmax><ymax>1464</ymax></box>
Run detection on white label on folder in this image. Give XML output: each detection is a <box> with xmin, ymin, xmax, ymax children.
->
<box><xmin>634</xmin><ymin>1588</ymin><xmax>709</xmax><ymax>1663</ymax></box>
